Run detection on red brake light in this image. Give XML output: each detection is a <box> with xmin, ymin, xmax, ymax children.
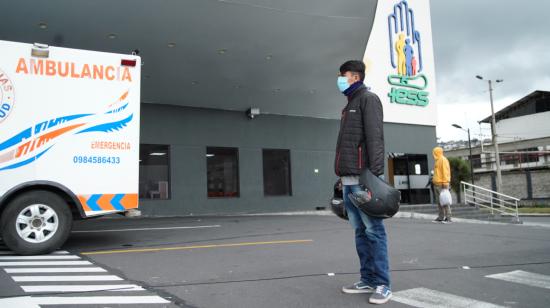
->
<box><xmin>121</xmin><ymin>59</ymin><xmax>137</xmax><ymax>67</ymax></box>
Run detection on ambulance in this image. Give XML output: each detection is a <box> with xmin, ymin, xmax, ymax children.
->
<box><xmin>0</xmin><ymin>40</ymin><xmax>141</xmax><ymax>255</ymax></box>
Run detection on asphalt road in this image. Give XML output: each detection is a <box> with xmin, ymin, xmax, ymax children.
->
<box><xmin>1</xmin><ymin>214</ymin><xmax>550</xmax><ymax>307</ymax></box>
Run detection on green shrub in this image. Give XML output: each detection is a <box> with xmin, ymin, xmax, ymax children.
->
<box><xmin>448</xmin><ymin>157</ymin><xmax>472</xmax><ymax>203</ymax></box>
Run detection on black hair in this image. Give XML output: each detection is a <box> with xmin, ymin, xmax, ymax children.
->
<box><xmin>339</xmin><ymin>60</ymin><xmax>365</xmax><ymax>81</ymax></box>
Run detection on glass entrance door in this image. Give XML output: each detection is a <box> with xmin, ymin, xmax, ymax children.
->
<box><xmin>388</xmin><ymin>153</ymin><xmax>430</xmax><ymax>204</ymax></box>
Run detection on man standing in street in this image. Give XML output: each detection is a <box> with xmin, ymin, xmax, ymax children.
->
<box><xmin>432</xmin><ymin>146</ymin><xmax>452</xmax><ymax>223</ymax></box>
<box><xmin>334</xmin><ymin>60</ymin><xmax>391</xmax><ymax>304</ymax></box>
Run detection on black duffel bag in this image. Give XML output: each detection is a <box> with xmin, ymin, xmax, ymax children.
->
<box><xmin>348</xmin><ymin>168</ymin><xmax>400</xmax><ymax>219</ymax></box>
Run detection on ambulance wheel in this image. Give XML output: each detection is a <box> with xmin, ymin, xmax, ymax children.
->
<box><xmin>1</xmin><ymin>190</ymin><xmax>73</xmax><ymax>255</ymax></box>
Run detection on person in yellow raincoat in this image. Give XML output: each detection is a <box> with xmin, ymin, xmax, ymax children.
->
<box><xmin>432</xmin><ymin>147</ymin><xmax>452</xmax><ymax>223</ymax></box>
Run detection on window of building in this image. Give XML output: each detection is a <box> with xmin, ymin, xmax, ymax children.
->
<box><xmin>535</xmin><ymin>98</ymin><xmax>550</xmax><ymax>113</ymax></box>
<box><xmin>393</xmin><ymin>154</ymin><xmax>428</xmax><ymax>175</ymax></box>
<box><xmin>393</xmin><ymin>157</ymin><xmax>408</xmax><ymax>176</ymax></box>
<box><xmin>499</xmin><ymin>148</ymin><xmax>540</xmax><ymax>166</ymax></box>
<box><xmin>501</xmin><ymin>153</ymin><xmax>517</xmax><ymax>166</ymax></box>
<box><xmin>207</xmin><ymin>147</ymin><xmax>240</xmax><ymax>198</ymax></box>
<box><xmin>139</xmin><ymin>144</ymin><xmax>170</xmax><ymax>200</ymax></box>
<box><xmin>471</xmin><ymin>154</ymin><xmax>482</xmax><ymax>169</ymax></box>
<box><xmin>263</xmin><ymin>149</ymin><xmax>292</xmax><ymax>196</ymax></box>
<box><xmin>407</xmin><ymin>154</ymin><xmax>429</xmax><ymax>175</ymax></box>
<box><xmin>520</xmin><ymin>147</ymin><xmax>540</xmax><ymax>164</ymax></box>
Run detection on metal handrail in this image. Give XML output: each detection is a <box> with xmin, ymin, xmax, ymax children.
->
<box><xmin>463</xmin><ymin>187</ymin><xmax>517</xmax><ymax>210</ymax></box>
<box><xmin>463</xmin><ymin>193</ymin><xmax>493</xmax><ymax>205</ymax></box>
<box><xmin>463</xmin><ymin>188</ymin><xmax>517</xmax><ymax>207</ymax></box>
<box><xmin>460</xmin><ymin>181</ymin><xmax>520</xmax><ymax>201</ymax></box>
<box><xmin>461</xmin><ymin>181</ymin><xmax>520</xmax><ymax>223</ymax></box>
<box><xmin>464</xmin><ymin>195</ymin><xmax>514</xmax><ymax>216</ymax></box>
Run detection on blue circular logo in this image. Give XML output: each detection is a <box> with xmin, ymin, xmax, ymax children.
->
<box><xmin>0</xmin><ymin>68</ymin><xmax>15</xmax><ymax>123</ymax></box>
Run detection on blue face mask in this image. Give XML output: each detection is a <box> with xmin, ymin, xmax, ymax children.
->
<box><xmin>337</xmin><ymin>76</ymin><xmax>350</xmax><ymax>93</ymax></box>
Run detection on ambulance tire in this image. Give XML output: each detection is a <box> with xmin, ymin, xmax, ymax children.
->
<box><xmin>1</xmin><ymin>190</ymin><xmax>73</xmax><ymax>255</ymax></box>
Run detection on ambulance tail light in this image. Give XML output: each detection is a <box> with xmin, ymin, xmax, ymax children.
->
<box><xmin>121</xmin><ymin>59</ymin><xmax>137</xmax><ymax>67</ymax></box>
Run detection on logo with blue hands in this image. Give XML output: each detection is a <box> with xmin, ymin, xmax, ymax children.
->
<box><xmin>387</xmin><ymin>0</ymin><xmax>429</xmax><ymax>107</ymax></box>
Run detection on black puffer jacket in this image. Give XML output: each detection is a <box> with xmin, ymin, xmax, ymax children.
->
<box><xmin>334</xmin><ymin>84</ymin><xmax>385</xmax><ymax>176</ymax></box>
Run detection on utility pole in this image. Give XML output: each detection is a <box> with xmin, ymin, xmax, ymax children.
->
<box><xmin>466</xmin><ymin>128</ymin><xmax>474</xmax><ymax>186</ymax></box>
<box><xmin>477</xmin><ymin>75</ymin><xmax>503</xmax><ymax>193</ymax></box>
<box><xmin>488</xmin><ymin>80</ymin><xmax>503</xmax><ymax>193</ymax></box>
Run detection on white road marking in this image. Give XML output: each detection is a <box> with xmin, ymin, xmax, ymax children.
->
<box><xmin>12</xmin><ymin>275</ymin><xmax>124</xmax><ymax>282</ymax></box>
<box><xmin>392</xmin><ymin>287</ymin><xmax>507</xmax><ymax>308</ymax></box>
<box><xmin>0</xmin><ymin>250</ymin><xmax>70</xmax><ymax>255</ymax></box>
<box><xmin>71</xmin><ymin>224</ymin><xmax>221</xmax><ymax>233</ymax></box>
<box><xmin>486</xmin><ymin>270</ymin><xmax>550</xmax><ymax>289</ymax></box>
<box><xmin>0</xmin><ymin>255</ymin><xmax>80</xmax><ymax>260</ymax></box>
<box><xmin>0</xmin><ymin>295</ymin><xmax>170</xmax><ymax>307</ymax></box>
<box><xmin>0</xmin><ymin>249</ymin><xmax>170</xmax><ymax>306</ymax></box>
<box><xmin>5</xmin><ymin>267</ymin><xmax>107</xmax><ymax>273</ymax></box>
<box><xmin>21</xmin><ymin>284</ymin><xmax>145</xmax><ymax>293</ymax></box>
<box><xmin>0</xmin><ymin>260</ymin><xmax>92</xmax><ymax>266</ymax></box>
<box><xmin>51</xmin><ymin>250</ymin><xmax>70</xmax><ymax>254</ymax></box>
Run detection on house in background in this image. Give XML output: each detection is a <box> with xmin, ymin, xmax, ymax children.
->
<box><xmin>446</xmin><ymin>91</ymin><xmax>550</xmax><ymax>204</ymax></box>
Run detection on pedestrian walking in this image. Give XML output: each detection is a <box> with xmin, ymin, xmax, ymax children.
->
<box><xmin>431</xmin><ymin>147</ymin><xmax>452</xmax><ymax>223</ymax></box>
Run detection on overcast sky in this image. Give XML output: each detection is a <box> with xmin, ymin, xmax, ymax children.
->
<box><xmin>430</xmin><ymin>0</ymin><xmax>550</xmax><ymax>142</ymax></box>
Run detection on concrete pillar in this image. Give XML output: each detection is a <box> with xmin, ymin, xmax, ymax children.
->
<box><xmin>526</xmin><ymin>170</ymin><xmax>533</xmax><ymax>199</ymax></box>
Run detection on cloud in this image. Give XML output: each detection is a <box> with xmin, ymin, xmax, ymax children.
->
<box><xmin>430</xmin><ymin>0</ymin><xmax>550</xmax><ymax>140</ymax></box>
<box><xmin>436</xmin><ymin>95</ymin><xmax>515</xmax><ymax>142</ymax></box>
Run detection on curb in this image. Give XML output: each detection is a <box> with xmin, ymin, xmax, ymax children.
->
<box><xmin>518</xmin><ymin>213</ymin><xmax>550</xmax><ymax>217</ymax></box>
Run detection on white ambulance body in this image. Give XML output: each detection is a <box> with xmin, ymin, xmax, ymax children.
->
<box><xmin>0</xmin><ymin>40</ymin><xmax>140</xmax><ymax>254</ymax></box>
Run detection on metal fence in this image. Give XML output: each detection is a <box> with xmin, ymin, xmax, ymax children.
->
<box><xmin>461</xmin><ymin>181</ymin><xmax>520</xmax><ymax>223</ymax></box>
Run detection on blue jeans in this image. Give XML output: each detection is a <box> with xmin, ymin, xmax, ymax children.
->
<box><xmin>343</xmin><ymin>184</ymin><xmax>391</xmax><ymax>288</ymax></box>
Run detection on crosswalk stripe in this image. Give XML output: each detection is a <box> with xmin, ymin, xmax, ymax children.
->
<box><xmin>12</xmin><ymin>275</ymin><xmax>124</xmax><ymax>282</ymax></box>
<box><xmin>21</xmin><ymin>284</ymin><xmax>145</xmax><ymax>292</ymax></box>
<box><xmin>0</xmin><ymin>255</ymin><xmax>80</xmax><ymax>260</ymax></box>
<box><xmin>52</xmin><ymin>251</ymin><xmax>70</xmax><ymax>254</ymax></box>
<box><xmin>0</xmin><ymin>250</ymin><xmax>70</xmax><ymax>255</ymax></box>
<box><xmin>0</xmin><ymin>248</ymin><xmax>170</xmax><ymax>305</ymax></box>
<box><xmin>0</xmin><ymin>295</ymin><xmax>170</xmax><ymax>306</ymax></box>
<box><xmin>39</xmin><ymin>295</ymin><xmax>171</xmax><ymax>304</ymax></box>
<box><xmin>392</xmin><ymin>287</ymin><xmax>507</xmax><ymax>308</ymax></box>
<box><xmin>0</xmin><ymin>260</ymin><xmax>92</xmax><ymax>266</ymax></box>
<box><xmin>486</xmin><ymin>270</ymin><xmax>550</xmax><ymax>289</ymax></box>
<box><xmin>5</xmin><ymin>267</ymin><xmax>108</xmax><ymax>273</ymax></box>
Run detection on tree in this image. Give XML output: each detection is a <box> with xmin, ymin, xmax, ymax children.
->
<box><xmin>448</xmin><ymin>157</ymin><xmax>471</xmax><ymax>204</ymax></box>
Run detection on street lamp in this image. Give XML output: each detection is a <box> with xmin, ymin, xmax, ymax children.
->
<box><xmin>476</xmin><ymin>75</ymin><xmax>503</xmax><ymax>193</ymax></box>
<box><xmin>452</xmin><ymin>124</ymin><xmax>475</xmax><ymax>185</ymax></box>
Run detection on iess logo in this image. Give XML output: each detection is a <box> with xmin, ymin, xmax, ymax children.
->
<box><xmin>387</xmin><ymin>0</ymin><xmax>429</xmax><ymax>107</ymax></box>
